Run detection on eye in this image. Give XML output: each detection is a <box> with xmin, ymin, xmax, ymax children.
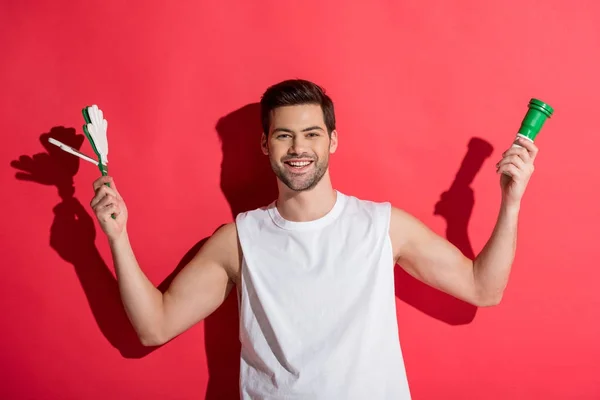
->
<box><xmin>276</xmin><ymin>134</ymin><xmax>291</xmax><ymax>139</ymax></box>
<box><xmin>306</xmin><ymin>132</ymin><xmax>320</xmax><ymax>137</ymax></box>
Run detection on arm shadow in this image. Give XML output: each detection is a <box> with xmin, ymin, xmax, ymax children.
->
<box><xmin>11</xmin><ymin>107</ymin><xmax>272</xmax><ymax>399</ymax></box>
<box><xmin>394</xmin><ymin>137</ymin><xmax>494</xmax><ymax>325</ymax></box>
<box><xmin>11</xmin><ymin>127</ymin><xmax>211</xmax><ymax>359</ymax></box>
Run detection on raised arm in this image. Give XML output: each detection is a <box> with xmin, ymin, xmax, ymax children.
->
<box><xmin>91</xmin><ymin>176</ymin><xmax>240</xmax><ymax>346</ymax></box>
<box><xmin>390</xmin><ymin>136</ymin><xmax>537</xmax><ymax>307</ymax></box>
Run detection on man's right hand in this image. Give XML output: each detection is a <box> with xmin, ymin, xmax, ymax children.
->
<box><xmin>91</xmin><ymin>176</ymin><xmax>128</xmax><ymax>241</ymax></box>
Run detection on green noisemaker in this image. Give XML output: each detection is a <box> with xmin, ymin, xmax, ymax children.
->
<box><xmin>514</xmin><ymin>98</ymin><xmax>554</xmax><ymax>145</ymax></box>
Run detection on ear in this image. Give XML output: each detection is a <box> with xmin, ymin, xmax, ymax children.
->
<box><xmin>261</xmin><ymin>132</ymin><xmax>269</xmax><ymax>155</ymax></box>
<box><xmin>329</xmin><ymin>130</ymin><xmax>338</xmax><ymax>154</ymax></box>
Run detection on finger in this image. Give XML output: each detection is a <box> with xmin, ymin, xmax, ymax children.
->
<box><xmin>93</xmin><ymin>193</ymin><xmax>117</xmax><ymax>211</ymax></box>
<box><xmin>498</xmin><ymin>163</ymin><xmax>521</xmax><ymax>178</ymax></box>
<box><xmin>90</xmin><ymin>105</ymin><xmax>99</xmax><ymax>126</ymax></box>
<box><xmin>99</xmin><ymin>204</ymin><xmax>119</xmax><ymax>223</ymax></box>
<box><xmin>502</xmin><ymin>146</ymin><xmax>531</xmax><ymax>164</ymax></box>
<box><xmin>90</xmin><ymin>192</ymin><xmax>107</xmax><ymax>209</ymax></box>
<box><xmin>95</xmin><ymin>182</ymin><xmax>118</xmax><ymax>198</ymax></box>
<box><xmin>514</xmin><ymin>137</ymin><xmax>539</xmax><ymax>160</ymax></box>
<box><xmin>496</xmin><ymin>155</ymin><xmax>526</xmax><ymax>171</ymax></box>
<box><xmin>93</xmin><ymin>175</ymin><xmax>113</xmax><ymax>191</ymax></box>
<box><xmin>95</xmin><ymin>175</ymin><xmax>121</xmax><ymax>197</ymax></box>
<box><xmin>90</xmin><ymin>184</ymin><xmax>119</xmax><ymax>208</ymax></box>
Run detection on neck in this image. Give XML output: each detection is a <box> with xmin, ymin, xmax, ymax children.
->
<box><xmin>275</xmin><ymin>171</ymin><xmax>337</xmax><ymax>222</ymax></box>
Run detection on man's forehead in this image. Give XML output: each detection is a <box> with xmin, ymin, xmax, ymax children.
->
<box><xmin>270</xmin><ymin>104</ymin><xmax>325</xmax><ymax>129</ymax></box>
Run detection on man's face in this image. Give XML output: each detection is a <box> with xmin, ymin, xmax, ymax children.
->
<box><xmin>262</xmin><ymin>104</ymin><xmax>338</xmax><ymax>191</ymax></box>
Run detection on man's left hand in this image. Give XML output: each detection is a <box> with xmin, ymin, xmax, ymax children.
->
<box><xmin>496</xmin><ymin>136</ymin><xmax>539</xmax><ymax>206</ymax></box>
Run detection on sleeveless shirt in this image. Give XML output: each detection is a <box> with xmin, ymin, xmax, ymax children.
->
<box><xmin>235</xmin><ymin>191</ymin><xmax>412</xmax><ymax>399</ymax></box>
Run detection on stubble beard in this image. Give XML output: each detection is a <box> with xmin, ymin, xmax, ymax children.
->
<box><xmin>270</xmin><ymin>154</ymin><xmax>329</xmax><ymax>192</ymax></box>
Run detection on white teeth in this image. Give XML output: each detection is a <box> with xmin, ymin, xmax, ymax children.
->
<box><xmin>289</xmin><ymin>161</ymin><xmax>310</xmax><ymax>167</ymax></box>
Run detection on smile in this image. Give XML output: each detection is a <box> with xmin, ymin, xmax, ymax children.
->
<box><xmin>284</xmin><ymin>160</ymin><xmax>314</xmax><ymax>172</ymax></box>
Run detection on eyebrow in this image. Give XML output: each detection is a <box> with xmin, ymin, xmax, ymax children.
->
<box><xmin>272</xmin><ymin>126</ymin><xmax>325</xmax><ymax>134</ymax></box>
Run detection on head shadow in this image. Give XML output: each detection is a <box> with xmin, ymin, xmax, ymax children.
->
<box><xmin>199</xmin><ymin>102</ymin><xmax>278</xmax><ymax>400</ymax></box>
<box><xmin>395</xmin><ymin>137</ymin><xmax>494</xmax><ymax>325</ymax></box>
<box><xmin>217</xmin><ymin>102</ymin><xmax>278</xmax><ymax>216</ymax></box>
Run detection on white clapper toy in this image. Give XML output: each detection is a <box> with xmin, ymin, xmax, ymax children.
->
<box><xmin>47</xmin><ymin>105</ymin><xmax>115</xmax><ymax>218</ymax></box>
<box><xmin>82</xmin><ymin>105</ymin><xmax>109</xmax><ymax>176</ymax></box>
<box><xmin>47</xmin><ymin>104</ymin><xmax>109</xmax><ymax>176</ymax></box>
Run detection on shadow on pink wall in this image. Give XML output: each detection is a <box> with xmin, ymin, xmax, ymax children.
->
<box><xmin>11</xmin><ymin>109</ymin><xmax>492</xmax><ymax>399</ymax></box>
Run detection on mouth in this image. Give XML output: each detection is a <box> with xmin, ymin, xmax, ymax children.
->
<box><xmin>283</xmin><ymin>159</ymin><xmax>314</xmax><ymax>173</ymax></box>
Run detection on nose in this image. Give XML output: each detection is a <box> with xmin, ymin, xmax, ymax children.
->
<box><xmin>289</xmin><ymin>136</ymin><xmax>308</xmax><ymax>155</ymax></box>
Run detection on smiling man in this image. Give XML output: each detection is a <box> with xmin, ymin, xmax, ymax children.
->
<box><xmin>90</xmin><ymin>79</ymin><xmax>538</xmax><ymax>399</ymax></box>
<box><xmin>265</xmin><ymin>102</ymin><xmax>335</xmax><ymax>193</ymax></box>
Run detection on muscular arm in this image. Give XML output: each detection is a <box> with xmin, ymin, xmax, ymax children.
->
<box><xmin>390</xmin><ymin>205</ymin><xmax>517</xmax><ymax>307</ymax></box>
<box><xmin>110</xmin><ymin>223</ymin><xmax>240</xmax><ymax>346</ymax></box>
<box><xmin>390</xmin><ymin>136</ymin><xmax>537</xmax><ymax>306</ymax></box>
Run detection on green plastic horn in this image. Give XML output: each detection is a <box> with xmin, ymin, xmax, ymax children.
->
<box><xmin>513</xmin><ymin>98</ymin><xmax>554</xmax><ymax>146</ymax></box>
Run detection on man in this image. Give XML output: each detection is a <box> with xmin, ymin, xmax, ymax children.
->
<box><xmin>90</xmin><ymin>79</ymin><xmax>537</xmax><ymax>398</ymax></box>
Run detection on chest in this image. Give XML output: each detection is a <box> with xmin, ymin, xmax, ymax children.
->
<box><xmin>242</xmin><ymin>220</ymin><xmax>392</xmax><ymax>297</ymax></box>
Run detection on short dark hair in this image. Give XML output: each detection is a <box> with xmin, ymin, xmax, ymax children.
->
<box><xmin>260</xmin><ymin>79</ymin><xmax>336</xmax><ymax>136</ymax></box>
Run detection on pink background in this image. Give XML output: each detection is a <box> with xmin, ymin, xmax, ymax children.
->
<box><xmin>1</xmin><ymin>1</ymin><xmax>599</xmax><ymax>398</ymax></box>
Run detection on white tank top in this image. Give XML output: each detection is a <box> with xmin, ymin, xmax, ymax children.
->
<box><xmin>235</xmin><ymin>191</ymin><xmax>412</xmax><ymax>399</ymax></box>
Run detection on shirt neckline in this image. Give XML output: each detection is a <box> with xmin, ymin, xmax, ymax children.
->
<box><xmin>268</xmin><ymin>191</ymin><xmax>346</xmax><ymax>231</ymax></box>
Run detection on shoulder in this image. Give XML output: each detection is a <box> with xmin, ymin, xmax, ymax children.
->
<box><xmin>235</xmin><ymin>203</ymin><xmax>273</xmax><ymax>224</ymax></box>
<box><xmin>340</xmin><ymin>192</ymin><xmax>392</xmax><ymax>216</ymax></box>
<box><xmin>389</xmin><ymin>205</ymin><xmax>438</xmax><ymax>261</ymax></box>
<box><xmin>389</xmin><ymin>206</ymin><xmax>425</xmax><ymax>237</ymax></box>
<box><xmin>340</xmin><ymin>193</ymin><xmax>408</xmax><ymax>221</ymax></box>
<box><xmin>208</xmin><ymin>221</ymin><xmax>238</xmax><ymax>242</ymax></box>
<box><xmin>204</xmin><ymin>222</ymin><xmax>242</xmax><ymax>281</ymax></box>
<box><xmin>390</xmin><ymin>206</ymin><xmax>415</xmax><ymax>224</ymax></box>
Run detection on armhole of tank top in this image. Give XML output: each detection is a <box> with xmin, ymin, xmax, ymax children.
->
<box><xmin>233</xmin><ymin>215</ymin><xmax>247</xmax><ymax>272</ymax></box>
<box><xmin>236</xmin><ymin>256</ymin><xmax>247</xmax><ymax>316</ymax></box>
<box><xmin>234</xmin><ymin>214</ymin><xmax>248</xmax><ymax>317</ymax></box>
<box><xmin>382</xmin><ymin>202</ymin><xmax>395</xmax><ymax>269</ymax></box>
